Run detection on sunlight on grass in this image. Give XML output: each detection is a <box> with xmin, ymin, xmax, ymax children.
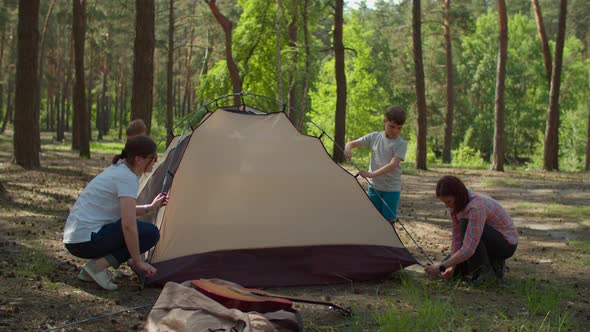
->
<box><xmin>567</xmin><ymin>239</ymin><xmax>590</xmax><ymax>254</ymax></box>
<box><xmin>512</xmin><ymin>202</ymin><xmax>590</xmax><ymax>220</ymax></box>
<box><xmin>14</xmin><ymin>247</ymin><xmax>57</xmax><ymax>278</ymax></box>
<box><xmin>479</xmin><ymin>179</ymin><xmax>521</xmax><ymax>188</ymax></box>
<box><xmin>511</xmin><ymin>278</ymin><xmax>575</xmax><ymax>316</ymax></box>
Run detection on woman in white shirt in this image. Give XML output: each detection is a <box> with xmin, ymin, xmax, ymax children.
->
<box><xmin>63</xmin><ymin>136</ymin><xmax>168</xmax><ymax>290</ymax></box>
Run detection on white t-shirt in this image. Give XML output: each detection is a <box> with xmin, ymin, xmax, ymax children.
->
<box><xmin>359</xmin><ymin>131</ymin><xmax>407</xmax><ymax>192</ymax></box>
<box><xmin>63</xmin><ymin>163</ymin><xmax>139</xmax><ymax>244</ymax></box>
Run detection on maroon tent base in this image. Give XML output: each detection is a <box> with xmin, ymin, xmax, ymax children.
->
<box><xmin>147</xmin><ymin>244</ymin><xmax>417</xmax><ymax>288</ymax></box>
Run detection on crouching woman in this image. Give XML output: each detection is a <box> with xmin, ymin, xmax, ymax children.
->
<box><xmin>425</xmin><ymin>175</ymin><xmax>518</xmax><ymax>282</ymax></box>
<box><xmin>63</xmin><ymin>136</ymin><xmax>168</xmax><ymax>290</ymax></box>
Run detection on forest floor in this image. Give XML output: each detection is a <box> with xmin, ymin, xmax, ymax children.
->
<box><xmin>0</xmin><ymin>131</ymin><xmax>589</xmax><ymax>331</ymax></box>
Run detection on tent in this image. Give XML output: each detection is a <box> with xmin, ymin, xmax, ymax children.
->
<box><xmin>138</xmin><ymin>99</ymin><xmax>417</xmax><ymax>287</ymax></box>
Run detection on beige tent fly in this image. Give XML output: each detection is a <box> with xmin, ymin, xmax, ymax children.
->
<box><xmin>138</xmin><ymin>104</ymin><xmax>416</xmax><ymax>287</ymax></box>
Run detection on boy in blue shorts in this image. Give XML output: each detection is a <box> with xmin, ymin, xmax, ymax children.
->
<box><xmin>344</xmin><ymin>106</ymin><xmax>407</xmax><ymax>221</ymax></box>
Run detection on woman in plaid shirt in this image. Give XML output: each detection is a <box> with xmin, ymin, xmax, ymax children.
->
<box><xmin>425</xmin><ymin>176</ymin><xmax>518</xmax><ymax>282</ymax></box>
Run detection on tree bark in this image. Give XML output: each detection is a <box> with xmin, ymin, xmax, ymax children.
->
<box><xmin>1</xmin><ymin>73</ymin><xmax>14</xmax><ymax>134</ymax></box>
<box><xmin>332</xmin><ymin>0</ymin><xmax>347</xmax><ymax>163</ymax></box>
<box><xmin>586</xmin><ymin>66</ymin><xmax>590</xmax><ymax>171</ymax></box>
<box><xmin>166</xmin><ymin>0</ymin><xmax>174</xmax><ymax>146</ymax></box>
<box><xmin>543</xmin><ymin>0</ymin><xmax>568</xmax><ymax>171</ymax></box>
<box><xmin>276</xmin><ymin>0</ymin><xmax>283</xmax><ymax>105</ymax></box>
<box><xmin>73</xmin><ymin>0</ymin><xmax>89</xmax><ymax>157</ymax></box>
<box><xmin>287</xmin><ymin>4</ymin><xmax>298</xmax><ymax>121</ymax></box>
<box><xmin>131</xmin><ymin>0</ymin><xmax>155</xmax><ymax>132</ymax></box>
<box><xmin>532</xmin><ymin>0</ymin><xmax>552</xmax><ymax>86</ymax></box>
<box><xmin>413</xmin><ymin>0</ymin><xmax>428</xmax><ymax>170</ymax></box>
<box><xmin>206</xmin><ymin>0</ymin><xmax>242</xmax><ymax>104</ymax></box>
<box><xmin>35</xmin><ymin>0</ymin><xmax>56</xmax><ymax>145</ymax></box>
<box><xmin>442</xmin><ymin>0</ymin><xmax>454</xmax><ymax>164</ymax></box>
<box><xmin>492</xmin><ymin>0</ymin><xmax>508</xmax><ymax>171</ymax></box>
<box><xmin>298</xmin><ymin>0</ymin><xmax>310</xmax><ymax>131</ymax></box>
<box><xmin>14</xmin><ymin>0</ymin><xmax>41</xmax><ymax>168</ymax></box>
<box><xmin>87</xmin><ymin>43</ymin><xmax>93</xmax><ymax>141</ymax></box>
<box><xmin>0</xmin><ymin>29</ymin><xmax>5</xmax><ymax>123</ymax></box>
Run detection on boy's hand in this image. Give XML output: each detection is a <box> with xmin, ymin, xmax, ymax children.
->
<box><xmin>359</xmin><ymin>170</ymin><xmax>373</xmax><ymax>178</ymax></box>
<box><xmin>344</xmin><ymin>145</ymin><xmax>352</xmax><ymax>160</ymax></box>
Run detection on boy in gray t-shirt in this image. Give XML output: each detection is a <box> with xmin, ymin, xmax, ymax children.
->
<box><xmin>344</xmin><ymin>106</ymin><xmax>407</xmax><ymax>221</ymax></box>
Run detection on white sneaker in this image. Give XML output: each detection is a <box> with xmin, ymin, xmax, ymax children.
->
<box><xmin>82</xmin><ymin>261</ymin><xmax>118</xmax><ymax>291</ymax></box>
<box><xmin>78</xmin><ymin>269</ymin><xmax>93</xmax><ymax>282</ymax></box>
<box><xmin>78</xmin><ymin>268</ymin><xmax>115</xmax><ymax>283</ymax></box>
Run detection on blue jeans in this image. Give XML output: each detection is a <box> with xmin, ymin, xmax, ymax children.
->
<box><xmin>65</xmin><ymin>220</ymin><xmax>159</xmax><ymax>268</ymax></box>
<box><xmin>367</xmin><ymin>186</ymin><xmax>400</xmax><ymax>221</ymax></box>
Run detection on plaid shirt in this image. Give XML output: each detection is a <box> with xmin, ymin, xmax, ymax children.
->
<box><xmin>450</xmin><ymin>191</ymin><xmax>519</xmax><ymax>263</ymax></box>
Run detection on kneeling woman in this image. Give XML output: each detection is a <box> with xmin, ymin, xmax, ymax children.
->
<box><xmin>63</xmin><ymin>136</ymin><xmax>168</xmax><ymax>290</ymax></box>
<box><xmin>425</xmin><ymin>175</ymin><xmax>518</xmax><ymax>282</ymax></box>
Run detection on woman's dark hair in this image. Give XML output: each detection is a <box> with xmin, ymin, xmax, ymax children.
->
<box><xmin>435</xmin><ymin>175</ymin><xmax>470</xmax><ymax>212</ymax></box>
<box><xmin>112</xmin><ymin>135</ymin><xmax>157</xmax><ymax>165</ymax></box>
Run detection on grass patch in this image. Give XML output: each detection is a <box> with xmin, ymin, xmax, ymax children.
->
<box><xmin>13</xmin><ymin>247</ymin><xmax>57</xmax><ymax>278</ymax></box>
<box><xmin>510</xmin><ymin>278</ymin><xmax>575</xmax><ymax>315</ymax></box>
<box><xmin>567</xmin><ymin>239</ymin><xmax>590</xmax><ymax>254</ymax></box>
<box><xmin>374</xmin><ymin>273</ymin><xmax>457</xmax><ymax>331</ymax></box>
<box><xmin>512</xmin><ymin>202</ymin><xmax>590</xmax><ymax>219</ymax></box>
<box><xmin>479</xmin><ymin>179</ymin><xmax>521</xmax><ymax>188</ymax></box>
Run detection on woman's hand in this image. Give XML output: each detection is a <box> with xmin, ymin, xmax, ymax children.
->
<box><xmin>131</xmin><ymin>259</ymin><xmax>158</xmax><ymax>278</ymax></box>
<box><xmin>441</xmin><ymin>266</ymin><xmax>455</xmax><ymax>280</ymax></box>
<box><xmin>424</xmin><ymin>263</ymin><xmax>442</xmax><ymax>277</ymax></box>
<box><xmin>150</xmin><ymin>192</ymin><xmax>169</xmax><ymax>210</ymax></box>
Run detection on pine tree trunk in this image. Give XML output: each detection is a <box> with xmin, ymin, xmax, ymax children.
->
<box><xmin>87</xmin><ymin>43</ymin><xmax>93</xmax><ymax>141</ymax></box>
<box><xmin>73</xmin><ymin>0</ymin><xmax>89</xmax><ymax>157</ymax></box>
<box><xmin>492</xmin><ymin>0</ymin><xmax>507</xmax><ymax>172</ymax></box>
<box><xmin>35</xmin><ymin>0</ymin><xmax>56</xmax><ymax>146</ymax></box>
<box><xmin>1</xmin><ymin>75</ymin><xmax>13</xmax><ymax>134</ymax></box>
<box><xmin>14</xmin><ymin>0</ymin><xmax>41</xmax><ymax>168</ymax></box>
<box><xmin>287</xmin><ymin>4</ymin><xmax>298</xmax><ymax>121</ymax></box>
<box><xmin>101</xmin><ymin>69</ymin><xmax>109</xmax><ymax>135</ymax></box>
<box><xmin>206</xmin><ymin>0</ymin><xmax>241</xmax><ymax>104</ymax></box>
<box><xmin>0</xmin><ymin>29</ymin><xmax>5</xmax><ymax>123</ymax></box>
<box><xmin>275</xmin><ymin>0</ymin><xmax>283</xmax><ymax>105</ymax></box>
<box><xmin>298</xmin><ymin>0</ymin><xmax>310</xmax><ymax>131</ymax></box>
<box><xmin>131</xmin><ymin>0</ymin><xmax>155</xmax><ymax>131</ymax></box>
<box><xmin>442</xmin><ymin>0</ymin><xmax>454</xmax><ymax>164</ymax></box>
<box><xmin>532</xmin><ymin>0</ymin><xmax>552</xmax><ymax>86</ymax></box>
<box><xmin>166</xmin><ymin>0</ymin><xmax>174</xmax><ymax>146</ymax></box>
<box><xmin>332</xmin><ymin>0</ymin><xmax>347</xmax><ymax>163</ymax></box>
<box><xmin>543</xmin><ymin>0</ymin><xmax>568</xmax><ymax>171</ymax></box>
<box><xmin>413</xmin><ymin>0</ymin><xmax>428</xmax><ymax>170</ymax></box>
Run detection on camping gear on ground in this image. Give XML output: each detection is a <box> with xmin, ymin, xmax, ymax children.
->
<box><xmin>145</xmin><ymin>280</ymin><xmax>302</xmax><ymax>332</ymax></box>
<box><xmin>138</xmin><ymin>94</ymin><xmax>417</xmax><ymax>287</ymax></box>
<box><xmin>191</xmin><ymin>279</ymin><xmax>352</xmax><ymax>316</ymax></box>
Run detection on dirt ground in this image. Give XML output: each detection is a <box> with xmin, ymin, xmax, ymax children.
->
<box><xmin>0</xmin><ymin>133</ymin><xmax>589</xmax><ymax>331</ymax></box>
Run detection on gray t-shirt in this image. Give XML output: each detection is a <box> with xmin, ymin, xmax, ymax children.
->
<box><xmin>359</xmin><ymin>131</ymin><xmax>407</xmax><ymax>192</ymax></box>
<box><xmin>63</xmin><ymin>163</ymin><xmax>139</xmax><ymax>244</ymax></box>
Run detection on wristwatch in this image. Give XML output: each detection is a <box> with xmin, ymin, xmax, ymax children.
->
<box><xmin>439</xmin><ymin>264</ymin><xmax>446</xmax><ymax>273</ymax></box>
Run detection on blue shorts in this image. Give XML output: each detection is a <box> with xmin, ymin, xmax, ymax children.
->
<box><xmin>367</xmin><ymin>186</ymin><xmax>400</xmax><ymax>221</ymax></box>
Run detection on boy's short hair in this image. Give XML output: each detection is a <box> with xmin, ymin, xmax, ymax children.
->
<box><xmin>126</xmin><ymin>119</ymin><xmax>148</xmax><ymax>137</ymax></box>
<box><xmin>385</xmin><ymin>106</ymin><xmax>406</xmax><ymax>125</ymax></box>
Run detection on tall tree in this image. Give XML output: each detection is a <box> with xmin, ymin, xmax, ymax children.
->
<box><xmin>275</xmin><ymin>0</ymin><xmax>283</xmax><ymax>103</ymax></box>
<box><xmin>297</xmin><ymin>0</ymin><xmax>310</xmax><ymax>131</ymax></box>
<box><xmin>543</xmin><ymin>0</ymin><xmax>568</xmax><ymax>171</ymax></box>
<box><xmin>531</xmin><ymin>0</ymin><xmax>552</xmax><ymax>85</ymax></box>
<box><xmin>287</xmin><ymin>2</ymin><xmax>298</xmax><ymax>120</ymax></box>
<box><xmin>73</xmin><ymin>0</ymin><xmax>89</xmax><ymax>158</ymax></box>
<box><xmin>35</xmin><ymin>0</ymin><xmax>56</xmax><ymax>146</ymax></box>
<box><xmin>166</xmin><ymin>0</ymin><xmax>174</xmax><ymax>147</ymax></box>
<box><xmin>332</xmin><ymin>0</ymin><xmax>347</xmax><ymax>163</ymax></box>
<box><xmin>442</xmin><ymin>0</ymin><xmax>454</xmax><ymax>164</ymax></box>
<box><xmin>413</xmin><ymin>0</ymin><xmax>428</xmax><ymax>170</ymax></box>
<box><xmin>131</xmin><ymin>0</ymin><xmax>155</xmax><ymax>132</ymax></box>
<box><xmin>206</xmin><ymin>0</ymin><xmax>242</xmax><ymax>105</ymax></box>
<box><xmin>492</xmin><ymin>0</ymin><xmax>508</xmax><ymax>171</ymax></box>
<box><xmin>14</xmin><ymin>0</ymin><xmax>40</xmax><ymax>168</ymax></box>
